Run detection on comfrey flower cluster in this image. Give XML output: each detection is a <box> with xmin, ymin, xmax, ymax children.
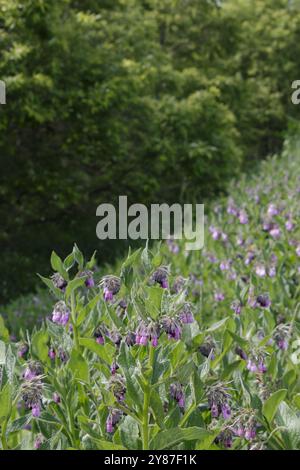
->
<box><xmin>99</xmin><ymin>275</ymin><xmax>121</xmax><ymax>302</ymax></box>
<box><xmin>51</xmin><ymin>301</ymin><xmax>70</xmax><ymax>326</ymax></box>
<box><xmin>21</xmin><ymin>361</ymin><xmax>44</xmax><ymax>418</ymax></box>
<box><xmin>207</xmin><ymin>383</ymin><xmax>231</xmax><ymax>420</ymax></box>
<box><xmin>170</xmin><ymin>383</ymin><xmax>185</xmax><ymax>409</ymax></box>
<box><xmin>151</xmin><ymin>266</ymin><xmax>170</xmax><ymax>289</ymax></box>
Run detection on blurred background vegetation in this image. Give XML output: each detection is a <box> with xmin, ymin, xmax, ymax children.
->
<box><xmin>0</xmin><ymin>0</ymin><xmax>300</xmax><ymax>305</ymax></box>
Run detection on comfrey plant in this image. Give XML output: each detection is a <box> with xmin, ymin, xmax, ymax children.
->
<box><xmin>0</xmin><ymin>149</ymin><xmax>299</xmax><ymax>450</ymax></box>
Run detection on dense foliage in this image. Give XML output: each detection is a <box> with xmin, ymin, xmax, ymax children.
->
<box><xmin>1</xmin><ymin>0</ymin><xmax>300</xmax><ymax>301</ymax></box>
<box><xmin>0</xmin><ymin>140</ymin><xmax>299</xmax><ymax>450</ymax></box>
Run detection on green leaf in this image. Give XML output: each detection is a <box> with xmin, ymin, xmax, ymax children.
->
<box><xmin>50</xmin><ymin>251</ymin><xmax>68</xmax><ymax>278</ymax></box>
<box><xmin>31</xmin><ymin>330</ymin><xmax>49</xmax><ymax>363</ymax></box>
<box><xmin>144</xmin><ymin>286</ymin><xmax>163</xmax><ymax>320</ymax></box>
<box><xmin>263</xmin><ymin>389</ymin><xmax>287</xmax><ymax>423</ymax></box>
<box><xmin>88</xmin><ymin>438</ymin><xmax>126</xmax><ymax>450</ymax></box>
<box><xmin>73</xmin><ymin>244</ymin><xmax>84</xmax><ymax>270</ymax></box>
<box><xmin>119</xmin><ymin>416</ymin><xmax>140</xmax><ymax>449</ymax></box>
<box><xmin>276</xmin><ymin>402</ymin><xmax>300</xmax><ymax>449</ymax></box>
<box><xmin>68</xmin><ymin>349</ymin><xmax>89</xmax><ymax>382</ymax></box>
<box><xmin>65</xmin><ymin>277</ymin><xmax>86</xmax><ymax>300</ymax></box>
<box><xmin>0</xmin><ymin>316</ymin><xmax>9</xmax><ymax>342</ymax></box>
<box><xmin>7</xmin><ymin>414</ymin><xmax>32</xmax><ymax>434</ymax></box>
<box><xmin>0</xmin><ymin>382</ymin><xmax>12</xmax><ymax>424</ymax></box>
<box><xmin>150</xmin><ymin>426</ymin><xmax>214</xmax><ymax>450</ymax></box>
<box><xmin>37</xmin><ymin>274</ymin><xmax>64</xmax><ymax>299</ymax></box>
<box><xmin>0</xmin><ymin>340</ymin><xmax>5</xmax><ymax>365</ymax></box>
<box><xmin>206</xmin><ymin>317</ymin><xmax>229</xmax><ymax>333</ymax></box>
<box><xmin>79</xmin><ymin>338</ymin><xmax>114</xmax><ymax>363</ymax></box>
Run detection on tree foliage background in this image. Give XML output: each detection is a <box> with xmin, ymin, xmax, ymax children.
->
<box><xmin>0</xmin><ymin>0</ymin><xmax>299</xmax><ymax>302</ymax></box>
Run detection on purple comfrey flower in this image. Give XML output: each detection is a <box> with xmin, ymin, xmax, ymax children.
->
<box><xmin>221</xmin><ymin>232</ymin><xmax>228</xmax><ymax>242</ymax></box>
<box><xmin>235</xmin><ymin>346</ymin><xmax>248</xmax><ymax>360</ymax></box>
<box><xmin>245</xmin><ymin>428</ymin><xmax>256</xmax><ymax>441</ymax></box>
<box><xmin>267</xmin><ymin>204</ymin><xmax>279</xmax><ymax>217</ymax></box>
<box><xmin>170</xmin><ymin>383</ymin><xmax>185</xmax><ymax>410</ymax></box>
<box><xmin>245</xmin><ymin>251</ymin><xmax>255</xmax><ymax>266</ymax></box>
<box><xmin>199</xmin><ymin>342</ymin><xmax>215</xmax><ymax>359</ymax></box>
<box><xmin>231</xmin><ymin>301</ymin><xmax>242</xmax><ymax>315</ymax></box>
<box><xmin>85</xmin><ymin>276</ymin><xmax>95</xmax><ymax>288</ymax></box>
<box><xmin>106</xmin><ymin>409</ymin><xmax>122</xmax><ymax>434</ymax></box>
<box><xmin>206</xmin><ymin>252</ymin><xmax>218</xmax><ymax>263</ymax></box>
<box><xmin>51</xmin><ymin>273</ymin><xmax>67</xmax><ymax>291</ymax></box>
<box><xmin>215</xmin><ymin>430</ymin><xmax>233</xmax><ymax>448</ymax></box>
<box><xmin>278</xmin><ymin>338</ymin><xmax>288</xmax><ymax>351</ymax></box>
<box><xmin>104</xmin><ymin>288</ymin><xmax>113</xmax><ymax>302</ymax></box>
<box><xmin>151</xmin><ymin>266</ymin><xmax>169</xmax><ymax>289</ymax></box>
<box><xmin>285</xmin><ymin>219</ymin><xmax>294</xmax><ymax>231</ymax></box>
<box><xmin>256</xmin><ymin>294</ymin><xmax>271</xmax><ymax>309</ymax></box>
<box><xmin>162</xmin><ymin>317</ymin><xmax>182</xmax><ymax>341</ymax></box>
<box><xmin>166</xmin><ymin>238</ymin><xmax>179</xmax><ymax>254</ymax></box>
<box><xmin>18</xmin><ymin>342</ymin><xmax>29</xmax><ymax>359</ymax></box>
<box><xmin>247</xmin><ymin>359</ymin><xmax>258</xmax><ymax>373</ymax></box>
<box><xmin>23</xmin><ymin>368</ymin><xmax>37</xmax><ymax>381</ymax></box>
<box><xmin>125</xmin><ymin>331</ymin><xmax>136</xmax><ymax>347</ymax></box>
<box><xmin>214</xmin><ymin>291</ymin><xmax>225</xmax><ymax>302</ymax></box>
<box><xmin>34</xmin><ymin>435</ymin><xmax>43</xmax><ymax>450</ymax></box>
<box><xmin>211</xmin><ymin>402</ymin><xmax>219</xmax><ymax>418</ymax></box>
<box><xmin>221</xmin><ymin>403</ymin><xmax>231</xmax><ymax>420</ymax></box>
<box><xmin>220</xmin><ymin>260</ymin><xmax>231</xmax><ymax>271</ymax></box>
<box><xmin>209</xmin><ymin>225</ymin><xmax>221</xmax><ymax>240</ymax></box>
<box><xmin>268</xmin><ymin>266</ymin><xmax>276</xmax><ymax>277</ymax></box>
<box><xmin>179</xmin><ymin>303</ymin><xmax>194</xmax><ymax>324</ymax></box>
<box><xmin>172</xmin><ymin>275</ymin><xmax>186</xmax><ymax>294</ymax></box>
<box><xmin>106</xmin><ymin>415</ymin><xmax>113</xmax><ymax>433</ymax></box>
<box><xmin>100</xmin><ymin>275</ymin><xmax>121</xmax><ymax>302</ymax></box>
<box><xmin>96</xmin><ymin>335</ymin><xmax>104</xmax><ymax>345</ymax></box>
<box><xmin>296</xmin><ymin>245</ymin><xmax>300</xmax><ymax>257</ymax></box>
<box><xmin>257</xmin><ymin>361</ymin><xmax>267</xmax><ymax>373</ymax></box>
<box><xmin>23</xmin><ymin>362</ymin><xmax>43</xmax><ymax>381</ymax></box>
<box><xmin>110</xmin><ymin>362</ymin><xmax>119</xmax><ymax>375</ymax></box>
<box><xmin>48</xmin><ymin>348</ymin><xmax>56</xmax><ymax>360</ymax></box>
<box><xmin>270</xmin><ymin>226</ymin><xmax>281</xmax><ymax>239</ymax></box>
<box><xmin>238</xmin><ymin>210</ymin><xmax>249</xmax><ymax>224</ymax></box>
<box><xmin>255</xmin><ymin>264</ymin><xmax>266</xmax><ymax>277</ymax></box>
<box><xmin>151</xmin><ymin>336</ymin><xmax>158</xmax><ymax>347</ymax></box>
<box><xmin>227</xmin><ymin>200</ymin><xmax>239</xmax><ymax>216</ymax></box>
<box><xmin>53</xmin><ymin>392</ymin><xmax>60</xmax><ymax>404</ymax></box>
<box><xmin>31</xmin><ymin>403</ymin><xmax>41</xmax><ymax>418</ymax></box>
<box><xmin>51</xmin><ymin>301</ymin><xmax>70</xmax><ymax>326</ymax></box>
<box><xmin>135</xmin><ymin>322</ymin><xmax>149</xmax><ymax>346</ymax></box>
<box><xmin>235</xmin><ymin>427</ymin><xmax>245</xmax><ymax>438</ymax></box>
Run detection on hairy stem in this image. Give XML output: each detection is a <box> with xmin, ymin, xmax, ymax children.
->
<box><xmin>142</xmin><ymin>345</ymin><xmax>155</xmax><ymax>450</ymax></box>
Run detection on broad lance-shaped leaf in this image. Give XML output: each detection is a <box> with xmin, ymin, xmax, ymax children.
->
<box><xmin>0</xmin><ymin>382</ymin><xmax>12</xmax><ymax>424</ymax></box>
<box><xmin>68</xmin><ymin>349</ymin><xmax>89</xmax><ymax>382</ymax></box>
<box><xmin>50</xmin><ymin>251</ymin><xmax>68</xmax><ymax>279</ymax></box>
<box><xmin>79</xmin><ymin>338</ymin><xmax>114</xmax><ymax>363</ymax></box>
<box><xmin>263</xmin><ymin>389</ymin><xmax>287</xmax><ymax>423</ymax></box>
<box><xmin>150</xmin><ymin>427</ymin><xmax>216</xmax><ymax>450</ymax></box>
<box><xmin>37</xmin><ymin>274</ymin><xmax>64</xmax><ymax>300</ymax></box>
<box><xmin>31</xmin><ymin>330</ymin><xmax>49</xmax><ymax>363</ymax></box>
<box><xmin>65</xmin><ymin>277</ymin><xmax>86</xmax><ymax>300</ymax></box>
<box><xmin>275</xmin><ymin>401</ymin><xmax>300</xmax><ymax>449</ymax></box>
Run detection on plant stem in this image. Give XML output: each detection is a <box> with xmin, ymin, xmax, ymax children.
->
<box><xmin>142</xmin><ymin>345</ymin><xmax>155</xmax><ymax>450</ymax></box>
<box><xmin>70</xmin><ymin>291</ymin><xmax>80</xmax><ymax>351</ymax></box>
